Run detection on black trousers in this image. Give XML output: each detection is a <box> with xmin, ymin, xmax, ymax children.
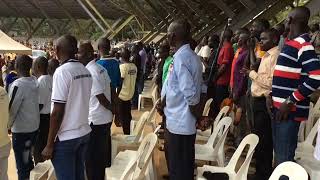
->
<box><xmin>167</xmin><ymin>131</ymin><xmax>196</xmax><ymax>180</ymax></box>
<box><xmin>209</xmin><ymin>85</ymin><xmax>229</xmax><ymax>118</ymax></box>
<box><xmin>34</xmin><ymin>114</ymin><xmax>50</xmax><ymax>164</ymax></box>
<box><xmin>86</xmin><ymin>123</ymin><xmax>112</xmax><ymax>180</ymax></box>
<box><xmin>119</xmin><ymin>99</ymin><xmax>132</xmax><ymax>135</ymax></box>
<box><xmin>252</xmin><ymin>97</ymin><xmax>273</xmax><ymax>180</ymax></box>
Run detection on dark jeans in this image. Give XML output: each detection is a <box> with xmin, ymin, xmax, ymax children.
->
<box><xmin>272</xmin><ymin>109</ymin><xmax>300</xmax><ymax>166</ymax></box>
<box><xmin>86</xmin><ymin>123</ymin><xmax>111</xmax><ymax>180</ymax></box>
<box><xmin>167</xmin><ymin>131</ymin><xmax>196</xmax><ymax>180</ymax></box>
<box><xmin>209</xmin><ymin>85</ymin><xmax>229</xmax><ymax>118</ymax></box>
<box><xmin>51</xmin><ymin>133</ymin><xmax>90</xmax><ymax>180</ymax></box>
<box><xmin>12</xmin><ymin>131</ymin><xmax>38</xmax><ymax>180</ymax></box>
<box><xmin>119</xmin><ymin>99</ymin><xmax>132</xmax><ymax>135</ymax></box>
<box><xmin>132</xmin><ymin>84</ymin><xmax>139</xmax><ymax>108</ymax></box>
<box><xmin>252</xmin><ymin>97</ymin><xmax>273</xmax><ymax>180</ymax></box>
<box><xmin>34</xmin><ymin>114</ymin><xmax>50</xmax><ymax>164</ymax></box>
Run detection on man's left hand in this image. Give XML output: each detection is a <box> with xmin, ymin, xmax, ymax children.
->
<box><xmin>241</xmin><ymin>67</ymin><xmax>251</xmax><ymax>76</ymax></box>
<box><xmin>275</xmin><ymin>102</ymin><xmax>293</xmax><ymax>121</ymax></box>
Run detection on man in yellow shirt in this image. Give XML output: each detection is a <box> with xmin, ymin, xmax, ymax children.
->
<box><xmin>119</xmin><ymin>48</ymin><xmax>137</xmax><ymax>134</ymax></box>
<box><xmin>0</xmin><ymin>86</ymin><xmax>10</xmax><ymax>180</ymax></box>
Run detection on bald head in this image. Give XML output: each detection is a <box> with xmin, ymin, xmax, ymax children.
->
<box><xmin>78</xmin><ymin>42</ymin><xmax>94</xmax><ymax>65</ymax></box>
<box><xmin>167</xmin><ymin>19</ymin><xmax>191</xmax><ymax>47</ymax></box>
<box><xmin>33</xmin><ymin>56</ymin><xmax>48</xmax><ymax>77</ymax></box>
<box><xmin>97</xmin><ymin>37</ymin><xmax>111</xmax><ymax>57</ymax></box>
<box><xmin>56</xmin><ymin>35</ymin><xmax>78</xmax><ymax>62</ymax></box>
<box><xmin>16</xmin><ymin>55</ymin><xmax>33</xmax><ymax>76</ymax></box>
<box><xmin>287</xmin><ymin>6</ymin><xmax>310</xmax><ymax>39</ymax></box>
<box><xmin>48</xmin><ymin>58</ymin><xmax>59</xmax><ymax>76</ymax></box>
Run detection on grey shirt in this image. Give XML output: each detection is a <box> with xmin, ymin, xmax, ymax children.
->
<box><xmin>8</xmin><ymin>76</ymin><xmax>40</xmax><ymax>133</ymax></box>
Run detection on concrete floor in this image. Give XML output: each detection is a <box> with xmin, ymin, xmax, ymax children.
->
<box><xmin>7</xmin><ymin>103</ymin><xmax>255</xmax><ymax>180</ymax></box>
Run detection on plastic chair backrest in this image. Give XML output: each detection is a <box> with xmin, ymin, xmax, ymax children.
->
<box><xmin>311</xmin><ymin>98</ymin><xmax>320</xmax><ymax>117</ymax></box>
<box><xmin>132</xmin><ymin>111</ymin><xmax>150</xmax><ymax>141</ymax></box>
<box><xmin>210</xmin><ymin>117</ymin><xmax>232</xmax><ymax>157</ymax></box>
<box><xmin>202</xmin><ymin>98</ymin><xmax>213</xmax><ymax>116</ymax></box>
<box><xmin>147</xmin><ymin>99</ymin><xmax>160</xmax><ymax>125</ymax></box>
<box><xmin>305</xmin><ymin>118</ymin><xmax>319</xmax><ymax>146</ymax></box>
<box><xmin>207</xmin><ymin>117</ymin><xmax>232</xmax><ymax>147</ymax></box>
<box><xmin>151</xmin><ymin>85</ymin><xmax>158</xmax><ymax>103</ymax></box>
<box><xmin>133</xmin><ymin>133</ymin><xmax>158</xmax><ymax>180</ymax></box>
<box><xmin>227</xmin><ymin>134</ymin><xmax>259</xmax><ymax>174</ymax></box>
<box><xmin>269</xmin><ymin>161</ymin><xmax>308</xmax><ymax>180</ymax></box>
<box><xmin>214</xmin><ymin>106</ymin><xmax>230</xmax><ymax>128</ymax></box>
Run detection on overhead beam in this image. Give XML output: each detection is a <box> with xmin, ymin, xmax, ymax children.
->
<box><xmin>83</xmin><ymin>0</ymin><xmax>115</xmax><ymax>33</ymax></box>
<box><xmin>27</xmin><ymin>18</ymin><xmax>45</xmax><ymax>41</ymax></box>
<box><xmin>103</xmin><ymin>17</ymin><xmax>123</xmax><ymax>37</ymax></box>
<box><xmin>3</xmin><ymin>17</ymin><xmax>18</xmax><ymax>33</ymax></box>
<box><xmin>24</xmin><ymin>0</ymin><xmax>60</xmax><ymax>35</ymax></box>
<box><xmin>52</xmin><ymin>0</ymin><xmax>84</xmax><ymax>34</ymax></box>
<box><xmin>210</xmin><ymin>0</ymin><xmax>235</xmax><ymax>17</ymax></box>
<box><xmin>76</xmin><ymin>0</ymin><xmax>107</xmax><ymax>33</ymax></box>
<box><xmin>109</xmin><ymin>15</ymin><xmax>135</xmax><ymax>39</ymax></box>
<box><xmin>238</xmin><ymin>0</ymin><xmax>256</xmax><ymax>10</ymax></box>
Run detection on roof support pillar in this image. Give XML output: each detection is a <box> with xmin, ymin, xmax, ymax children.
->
<box><xmin>76</xmin><ymin>0</ymin><xmax>107</xmax><ymax>33</ymax></box>
<box><xmin>83</xmin><ymin>0</ymin><xmax>115</xmax><ymax>33</ymax></box>
<box><xmin>210</xmin><ymin>0</ymin><xmax>235</xmax><ymax>17</ymax></box>
<box><xmin>27</xmin><ymin>18</ymin><xmax>45</xmax><ymax>41</ymax></box>
<box><xmin>109</xmin><ymin>15</ymin><xmax>135</xmax><ymax>39</ymax></box>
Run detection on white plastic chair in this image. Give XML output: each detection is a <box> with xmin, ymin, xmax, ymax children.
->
<box><xmin>112</xmin><ymin>112</ymin><xmax>150</xmax><ymax>161</ymax></box>
<box><xmin>269</xmin><ymin>161</ymin><xmax>308</xmax><ymax>180</ymax></box>
<box><xmin>295</xmin><ymin>118</ymin><xmax>319</xmax><ymax>160</ymax></box>
<box><xmin>297</xmin><ymin>155</ymin><xmax>320</xmax><ymax>180</ymax></box>
<box><xmin>195</xmin><ymin>117</ymin><xmax>232</xmax><ymax>166</ymax></box>
<box><xmin>197</xmin><ymin>134</ymin><xmax>259</xmax><ymax>180</ymax></box>
<box><xmin>196</xmin><ymin>106</ymin><xmax>230</xmax><ymax>141</ymax></box>
<box><xmin>138</xmin><ymin>86</ymin><xmax>158</xmax><ymax>111</ymax></box>
<box><xmin>131</xmin><ymin>99</ymin><xmax>160</xmax><ymax>133</ymax></box>
<box><xmin>202</xmin><ymin>98</ymin><xmax>213</xmax><ymax>116</ymax></box>
<box><xmin>106</xmin><ymin>133</ymin><xmax>158</xmax><ymax>180</ymax></box>
<box><xmin>30</xmin><ymin>161</ymin><xmax>54</xmax><ymax>180</ymax></box>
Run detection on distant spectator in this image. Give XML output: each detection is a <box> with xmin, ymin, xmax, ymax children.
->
<box><xmin>118</xmin><ymin>48</ymin><xmax>137</xmax><ymax>134</ymax></box>
<box><xmin>310</xmin><ymin>23</ymin><xmax>320</xmax><ymax>55</ymax></box>
<box><xmin>5</xmin><ymin>61</ymin><xmax>17</xmax><ymax>92</ymax></box>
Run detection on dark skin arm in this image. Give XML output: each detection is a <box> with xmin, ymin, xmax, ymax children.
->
<box><xmin>39</xmin><ymin>104</ymin><xmax>44</xmax><ymax>111</ymax></box>
<box><xmin>213</xmin><ymin>64</ymin><xmax>226</xmax><ymax>82</ymax></box>
<box><xmin>276</xmin><ymin>101</ymin><xmax>294</xmax><ymax>121</ymax></box>
<box><xmin>96</xmin><ymin>93</ymin><xmax>112</xmax><ymax>111</ymax></box>
<box><xmin>42</xmin><ymin>103</ymin><xmax>65</xmax><ymax>160</ymax></box>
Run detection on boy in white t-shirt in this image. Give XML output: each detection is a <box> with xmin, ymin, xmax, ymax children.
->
<box><xmin>78</xmin><ymin>42</ymin><xmax>113</xmax><ymax>180</ymax></box>
<box><xmin>32</xmin><ymin>56</ymin><xmax>52</xmax><ymax>164</ymax></box>
<box><xmin>42</xmin><ymin>35</ymin><xmax>92</xmax><ymax>180</ymax></box>
<box><xmin>119</xmin><ymin>48</ymin><xmax>137</xmax><ymax>134</ymax></box>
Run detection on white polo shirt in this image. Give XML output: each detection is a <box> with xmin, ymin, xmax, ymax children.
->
<box><xmin>38</xmin><ymin>75</ymin><xmax>52</xmax><ymax>114</ymax></box>
<box><xmin>86</xmin><ymin>60</ymin><xmax>112</xmax><ymax>125</ymax></box>
<box><xmin>51</xmin><ymin>59</ymin><xmax>92</xmax><ymax>141</ymax></box>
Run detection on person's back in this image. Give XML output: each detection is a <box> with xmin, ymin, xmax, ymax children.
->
<box><xmin>53</xmin><ymin>60</ymin><xmax>92</xmax><ymax>140</ymax></box>
<box><xmin>119</xmin><ymin>62</ymin><xmax>137</xmax><ymax>101</ymax></box>
<box><xmin>9</xmin><ymin>76</ymin><xmax>39</xmax><ymax>132</ymax></box>
<box><xmin>97</xmin><ymin>57</ymin><xmax>121</xmax><ymax>89</ymax></box>
<box><xmin>0</xmin><ymin>86</ymin><xmax>10</xmax><ymax>180</ymax></box>
<box><xmin>38</xmin><ymin>75</ymin><xmax>52</xmax><ymax>114</ymax></box>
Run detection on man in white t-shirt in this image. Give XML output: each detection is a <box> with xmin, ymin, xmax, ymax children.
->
<box><xmin>78</xmin><ymin>42</ymin><xmax>112</xmax><ymax>180</ymax></box>
<box><xmin>42</xmin><ymin>35</ymin><xmax>92</xmax><ymax>180</ymax></box>
<box><xmin>32</xmin><ymin>56</ymin><xmax>52</xmax><ymax>164</ymax></box>
<box><xmin>119</xmin><ymin>48</ymin><xmax>137</xmax><ymax>134</ymax></box>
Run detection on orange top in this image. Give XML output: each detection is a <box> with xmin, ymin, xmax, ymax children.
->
<box><xmin>230</xmin><ymin>48</ymin><xmax>242</xmax><ymax>89</ymax></box>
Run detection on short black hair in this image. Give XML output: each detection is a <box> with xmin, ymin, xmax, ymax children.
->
<box><xmin>256</xmin><ymin>19</ymin><xmax>270</xmax><ymax>30</ymax></box>
<box><xmin>97</xmin><ymin>36</ymin><xmax>111</xmax><ymax>52</ymax></box>
<box><xmin>16</xmin><ymin>55</ymin><xmax>33</xmax><ymax>72</ymax></box>
<box><xmin>263</xmin><ymin>28</ymin><xmax>280</xmax><ymax>44</ymax></box>
<box><xmin>35</xmin><ymin>56</ymin><xmax>49</xmax><ymax>70</ymax></box>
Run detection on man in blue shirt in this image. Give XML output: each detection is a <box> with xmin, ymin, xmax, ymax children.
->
<box><xmin>96</xmin><ymin>37</ymin><xmax>121</xmax><ymax>126</ymax></box>
<box><xmin>160</xmin><ymin>19</ymin><xmax>202</xmax><ymax>180</ymax></box>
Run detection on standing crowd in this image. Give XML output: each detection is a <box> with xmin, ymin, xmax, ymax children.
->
<box><xmin>0</xmin><ymin>5</ymin><xmax>320</xmax><ymax>180</ymax></box>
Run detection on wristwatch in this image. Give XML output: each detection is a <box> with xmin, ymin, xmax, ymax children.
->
<box><xmin>284</xmin><ymin>97</ymin><xmax>295</xmax><ymax>105</ymax></box>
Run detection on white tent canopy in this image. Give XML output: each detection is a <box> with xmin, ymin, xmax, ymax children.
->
<box><xmin>0</xmin><ymin>30</ymin><xmax>32</xmax><ymax>55</ymax></box>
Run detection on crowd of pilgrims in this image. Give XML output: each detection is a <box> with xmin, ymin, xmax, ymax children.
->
<box><xmin>1</xmin><ymin>6</ymin><xmax>320</xmax><ymax>180</ymax></box>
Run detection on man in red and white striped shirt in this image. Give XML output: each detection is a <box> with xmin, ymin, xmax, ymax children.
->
<box><xmin>269</xmin><ymin>6</ymin><xmax>320</xmax><ymax>167</ymax></box>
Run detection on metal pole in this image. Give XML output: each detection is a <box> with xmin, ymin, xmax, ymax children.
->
<box><xmin>76</xmin><ymin>0</ymin><xmax>106</xmax><ymax>33</ymax></box>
